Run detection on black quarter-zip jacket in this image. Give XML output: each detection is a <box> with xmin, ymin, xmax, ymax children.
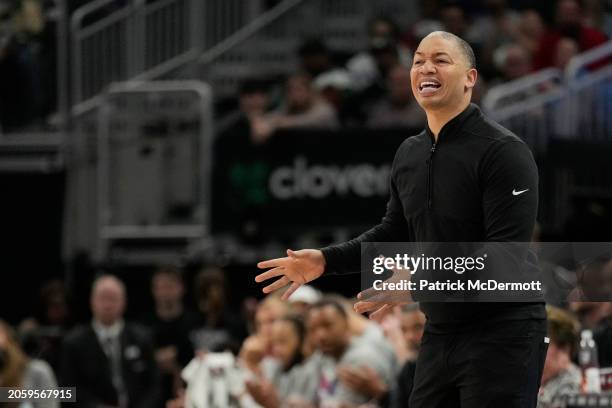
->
<box><xmin>320</xmin><ymin>103</ymin><xmax>545</xmax><ymax>331</ymax></box>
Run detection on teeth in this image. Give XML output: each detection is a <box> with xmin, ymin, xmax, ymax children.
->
<box><xmin>420</xmin><ymin>81</ymin><xmax>439</xmax><ymax>90</ymax></box>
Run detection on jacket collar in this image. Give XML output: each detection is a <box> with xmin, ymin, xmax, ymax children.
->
<box><xmin>425</xmin><ymin>103</ymin><xmax>481</xmax><ymax>144</ymax></box>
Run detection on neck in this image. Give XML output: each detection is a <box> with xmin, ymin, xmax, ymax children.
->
<box><xmin>542</xmin><ymin>354</ymin><xmax>571</xmax><ymax>385</ymax></box>
<box><xmin>426</xmin><ymin>99</ymin><xmax>471</xmax><ymax>142</ymax></box>
<box><xmin>157</xmin><ymin>302</ymin><xmax>182</xmax><ymax>320</ymax></box>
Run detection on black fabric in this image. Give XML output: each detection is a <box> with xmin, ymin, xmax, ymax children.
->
<box><xmin>320</xmin><ymin>103</ymin><xmax>545</xmax><ymax>328</ymax></box>
<box><xmin>594</xmin><ymin>319</ymin><xmax>612</xmax><ymax>368</ymax></box>
<box><xmin>59</xmin><ymin>324</ymin><xmax>161</xmax><ymax>408</ymax></box>
<box><xmin>409</xmin><ymin>318</ymin><xmax>548</xmax><ymax>408</ymax></box>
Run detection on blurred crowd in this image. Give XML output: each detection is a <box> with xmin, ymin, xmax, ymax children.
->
<box><xmin>0</xmin><ymin>0</ymin><xmax>609</xmax><ymax>133</ymax></box>
<box><xmin>217</xmin><ymin>0</ymin><xmax>610</xmax><ymax>146</ymax></box>
<box><xmin>1</xmin><ymin>258</ymin><xmax>612</xmax><ymax>408</ymax></box>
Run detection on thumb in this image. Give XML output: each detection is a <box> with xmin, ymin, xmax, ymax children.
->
<box><xmin>287</xmin><ymin>249</ymin><xmax>298</xmax><ymax>259</ymax></box>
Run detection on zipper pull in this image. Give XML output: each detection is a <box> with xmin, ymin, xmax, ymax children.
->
<box><xmin>431</xmin><ymin>143</ymin><xmax>436</xmax><ymax>153</ymax></box>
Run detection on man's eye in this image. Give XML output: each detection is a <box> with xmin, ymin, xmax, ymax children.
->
<box><xmin>437</xmin><ymin>60</ymin><xmax>449</xmax><ymax>64</ymax></box>
<box><xmin>414</xmin><ymin>60</ymin><xmax>423</xmax><ymax>65</ymax></box>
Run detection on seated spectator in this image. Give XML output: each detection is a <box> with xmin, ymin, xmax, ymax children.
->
<box><xmin>0</xmin><ymin>319</ymin><xmax>58</xmax><ymax>408</ymax></box>
<box><xmin>139</xmin><ymin>265</ymin><xmax>197</xmax><ymax>406</ymax></box>
<box><xmin>538</xmin><ymin>306</ymin><xmax>581</xmax><ymax>408</ymax></box>
<box><xmin>216</xmin><ymin>78</ymin><xmax>271</xmax><ymax>146</ymax></box>
<box><xmin>515</xmin><ymin>9</ymin><xmax>546</xmax><ymax>56</ymax></box>
<box><xmin>367</xmin><ymin>65</ymin><xmax>426</xmax><ymax>129</ymax></box>
<box><xmin>239</xmin><ymin>294</ymin><xmax>289</xmax><ymax>374</ymax></box>
<box><xmin>18</xmin><ymin>279</ymin><xmax>72</xmax><ymax>373</ymax></box>
<box><xmin>245</xmin><ymin>315</ymin><xmax>318</xmax><ymax>408</ymax></box>
<box><xmin>287</xmin><ymin>284</ymin><xmax>322</xmax><ymax>316</ymax></box>
<box><xmin>492</xmin><ymin>43</ymin><xmax>532</xmax><ymax>84</ymax></box>
<box><xmin>307</xmin><ymin>299</ymin><xmax>395</xmax><ymax>407</ymax></box>
<box><xmin>251</xmin><ymin>73</ymin><xmax>338</xmax><ymax>142</ymax></box>
<box><xmin>298</xmin><ymin>38</ymin><xmax>337</xmax><ymax>80</ymax></box>
<box><xmin>554</xmin><ymin>37</ymin><xmax>580</xmax><ymax>70</ymax></box>
<box><xmin>190</xmin><ymin>267</ymin><xmax>247</xmax><ymax>354</ymax></box>
<box><xmin>346</xmin><ymin>16</ymin><xmax>412</xmax><ymax>92</ymax></box>
<box><xmin>533</xmin><ymin>0</ymin><xmax>608</xmax><ymax>70</ymax></box>
<box><xmin>60</xmin><ymin>275</ymin><xmax>161</xmax><ymax>408</ymax></box>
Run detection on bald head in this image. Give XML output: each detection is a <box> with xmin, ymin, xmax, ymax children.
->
<box><xmin>422</xmin><ymin>31</ymin><xmax>476</xmax><ymax>69</ymax></box>
<box><xmin>91</xmin><ymin>275</ymin><xmax>126</xmax><ymax>325</ymax></box>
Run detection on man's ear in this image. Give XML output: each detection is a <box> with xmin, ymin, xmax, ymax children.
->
<box><xmin>465</xmin><ymin>68</ymin><xmax>478</xmax><ymax>91</ymax></box>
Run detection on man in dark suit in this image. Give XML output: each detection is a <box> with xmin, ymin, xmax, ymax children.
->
<box><xmin>60</xmin><ymin>275</ymin><xmax>161</xmax><ymax>408</ymax></box>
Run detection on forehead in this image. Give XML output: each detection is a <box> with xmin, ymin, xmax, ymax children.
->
<box><xmin>415</xmin><ymin>35</ymin><xmax>459</xmax><ymax>57</ymax></box>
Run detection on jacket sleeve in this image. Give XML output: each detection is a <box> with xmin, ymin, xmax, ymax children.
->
<box><xmin>319</xmin><ymin>146</ymin><xmax>409</xmax><ymax>275</ymax></box>
<box><xmin>480</xmin><ymin>139</ymin><xmax>538</xmax><ymax>242</ymax></box>
<box><xmin>471</xmin><ymin>139</ymin><xmax>541</xmax><ymax>300</ymax></box>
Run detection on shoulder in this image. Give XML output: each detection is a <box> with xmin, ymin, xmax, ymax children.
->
<box><xmin>24</xmin><ymin>359</ymin><xmax>57</xmax><ymax>386</ymax></box>
<box><xmin>63</xmin><ymin>324</ymin><xmax>93</xmax><ymax>345</ymax></box>
<box><xmin>467</xmin><ymin>110</ymin><xmax>525</xmax><ymax>146</ymax></box>
<box><xmin>124</xmin><ymin>322</ymin><xmax>154</xmax><ymax>342</ymax></box>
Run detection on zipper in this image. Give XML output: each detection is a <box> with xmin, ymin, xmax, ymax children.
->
<box><xmin>427</xmin><ymin>142</ymin><xmax>436</xmax><ymax>208</ymax></box>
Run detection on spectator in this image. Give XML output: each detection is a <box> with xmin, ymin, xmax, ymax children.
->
<box><xmin>469</xmin><ymin>0</ymin><xmax>522</xmax><ymax>76</ymax></box>
<box><xmin>554</xmin><ymin>37</ymin><xmax>580</xmax><ymax>70</ymax></box>
<box><xmin>239</xmin><ymin>294</ymin><xmax>289</xmax><ymax>374</ymax></box>
<box><xmin>346</xmin><ymin>16</ymin><xmax>412</xmax><ymax>92</ymax></box>
<box><xmin>139</xmin><ymin>266</ymin><xmax>197</xmax><ymax>406</ymax></box>
<box><xmin>307</xmin><ymin>299</ymin><xmax>395</xmax><ymax>406</ymax></box>
<box><xmin>298</xmin><ymin>38</ymin><xmax>336</xmax><ymax>80</ymax></box>
<box><xmin>190</xmin><ymin>267</ymin><xmax>247</xmax><ymax>354</ymax></box>
<box><xmin>18</xmin><ymin>279</ymin><xmax>72</xmax><ymax>373</ymax></box>
<box><xmin>569</xmin><ymin>302</ymin><xmax>610</xmax><ymax>330</ymax></box>
<box><xmin>251</xmin><ymin>72</ymin><xmax>339</xmax><ymax>142</ymax></box>
<box><xmin>367</xmin><ymin>64</ymin><xmax>426</xmax><ymax>129</ymax></box>
<box><xmin>492</xmin><ymin>43</ymin><xmax>532</xmax><ymax>83</ymax></box>
<box><xmin>287</xmin><ymin>284</ymin><xmax>322</xmax><ymax>316</ymax></box>
<box><xmin>515</xmin><ymin>9</ymin><xmax>546</xmax><ymax>55</ymax></box>
<box><xmin>538</xmin><ymin>306</ymin><xmax>581</xmax><ymax>408</ymax></box>
<box><xmin>245</xmin><ymin>315</ymin><xmax>318</xmax><ymax>408</ymax></box>
<box><xmin>533</xmin><ymin>0</ymin><xmax>608</xmax><ymax>70</ymax></box>
<box><xmin>59</xmin><ymin>275</ymin><xmax>161</xmax><ymax>408</ymax></box>
<box><xmin>0</xmin><ymin>319</ymin><xmax>58</xmax><ymax>408</ymax></box>
<box><xmin>216</xmin><ymin>78</ymin><xmax>271</xmax><ymax>146</ymax></box>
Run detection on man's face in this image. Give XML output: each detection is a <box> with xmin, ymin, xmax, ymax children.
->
<box><xmin>91</xmin><ymin>279</ymin><xmax>125</xmax><ymax>326</ymax></box>
<box><xmin>270</xmin><ymin>320</ymin><xmax>300</xmax><ymax>368</ymax></box>
<box><xmin>410</xmin><ymin>35</ymin><xmax>476</xmax><ymax>112</ymax></box>
<box><xmin>401</xmin><ymin>311</ymin><xmax>426</xmax><ymax>352</ymax></box>
<box><xmin>307</xmin><ymin>306</ymin><xmax>349</xmax><ymax>357</ymax></box>
<box><xmin>152</xmin><ymin>273</ymin><xmax>183</xmax><ymax>306</ymax></box>
<box><xmin>287</xmin><ymin>77</ymin><xmax>313</xmax><ymax>112</ymax></box>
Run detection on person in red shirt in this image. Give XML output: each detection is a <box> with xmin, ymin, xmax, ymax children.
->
<box><xmin>533</xmin><ymin>0</ymin><xmax>607</xmax><ymax>71</ymax></box>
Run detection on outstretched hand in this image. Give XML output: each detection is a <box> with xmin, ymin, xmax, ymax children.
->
<box><xmin>354</xmin><ymin>258</ymin><xmax>412</xmax><ymax>322</ymax></box>
<box><xmin>256</xmin><ymin>249</ymin><xmax>326</xmax><ymax>300</ymax></box>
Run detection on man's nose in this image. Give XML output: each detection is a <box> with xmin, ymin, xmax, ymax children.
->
<box><xmin>420</xmin><ymin>60</ymin><xmax>436</xmax><ymax>73</ymax></box>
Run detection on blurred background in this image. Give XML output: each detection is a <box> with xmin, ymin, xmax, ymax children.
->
<box><xmin>0</xmin><ymin>0</ymin><xmax>611</xmax><ymax>406</ymax></box>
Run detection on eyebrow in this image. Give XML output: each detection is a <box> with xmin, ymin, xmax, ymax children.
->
<box><xmin>414</xmin><ymin>52</ymin><xmax>452</xmax><ymax>58</ymax></box>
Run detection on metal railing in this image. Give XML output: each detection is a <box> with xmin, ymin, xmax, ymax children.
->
<box><xmin>486</xmin><ymin>41</ymin><xmax>612</xmax><ymax>152</ymax></box>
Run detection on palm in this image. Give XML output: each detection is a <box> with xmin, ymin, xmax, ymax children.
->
<box><xmin>256</xmin><ymin>249</ymin><xmax>325</xmax><ymax>300</ymax></box>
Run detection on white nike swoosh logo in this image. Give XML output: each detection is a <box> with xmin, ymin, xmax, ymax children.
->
<box><xmin>512</xmin><ymin>189</ymin><xmax>529</xmax><ymax>196</ymax></box>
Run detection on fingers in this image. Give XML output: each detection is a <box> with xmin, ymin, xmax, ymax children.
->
<box><xmin>369</xmin><ymin>304</ymin><xmax>394</xmax><ymax>322</ymax></box>
<box><xmin>257</xmin><ymin>257</ymin><xmax>288</xmax><ymax>270</ymax></box>
<box><xmin>255</xmin><ymin>266</ymin><xmax>285</xmax><ymax>283</ymax></box>
<box><xmin>263</xmin><ymin>276</ymin><xmax>290</xmax><ymax>294</ymax></box>
<box><xmin>353</xmin><ymin>300</ymin><xmax>384</xmax><ymax>314</ymax></box>
<box><xmin>281</xmin><ymin>282</ymin><xmax>302</xmax><ymax>301</ymax></box>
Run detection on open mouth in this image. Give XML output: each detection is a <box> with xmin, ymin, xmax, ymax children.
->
<box><xmin>418</xmin><ymin>80</ymin><xmax>441</xmax><ymax>95</ymax></box>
